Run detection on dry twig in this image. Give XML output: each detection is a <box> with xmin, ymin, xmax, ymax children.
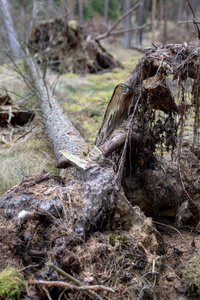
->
<box><xmin>96</xmin><ymin>2</ymin><xmax>142</xmax><ymax>40</ymax></box>
<box><xmin>30</xmin><ymin>280</ymin><xmax>115</xmax><ymax>292</ymax></box>
<box><xmin>46</xmin><ymin>262</ymin><xmax>114</xmax><ymax>299</ymax></box>
<box><xmin>153</xmin><ymin>221</ymin><xmax>186</xmax><ymax>243</ymax></box>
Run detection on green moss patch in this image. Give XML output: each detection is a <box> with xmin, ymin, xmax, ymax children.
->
<box><xmin>183</xmin><ymin>255</ymin><xmax>200</xmax><ymax>289</ymax></box>
<box><xmin>109</xmin><ymin>234</ymin><xmax>128</xmax><ymax>250</ymax></box>
<box><xmin>0</xmin><ymin>267</ymin><xmax>26</xmax><ymax>299</ymax></box>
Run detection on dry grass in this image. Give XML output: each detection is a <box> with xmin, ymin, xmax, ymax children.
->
<box><xmin>0</xmin><ymin>127</ymin><xmax>58</xmax><ymax>196</ymax></box>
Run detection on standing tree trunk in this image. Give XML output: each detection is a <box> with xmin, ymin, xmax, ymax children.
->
<box><xmin>177</xmin><ymin>0</ymin><xmax>183</xmax><ymax>21</ymax></box>
<box><xmin>159</xmin><ymin>0</ymin><xmax>164</xmax><ymax>39</ymax></box>
<box><xmin>48</xmin><ymin>0</ymin><xmax>54</xmax><ymax>19</ymax></box>
<box><xmin>151</xmin><ymin>0</ymin><xmax>156</xmax><ymax>43</ymax></box>
<box><xmin>78</xmin><ymin>0</ymin><xmax>84</xmax><ymax>25</ymax></box>
<box><xmin>0</xmin><ymin>0</ymin><xmax>21</xmax><ymax>60</ymax></box>
<box><xmin>163</xmin><ymin>0</ymin><xmax>169</xmax><ymax>44</ymax></box>
<box><xmin>68</xmin><ymin>0</ymin><xmax>75</xmax><ymax>21</ymax></box>
<box><xmin>136</xmin><ymin>0</ymin><xmax>144</xmax><ymax>45</ymax></box>
<box><xmin>123</xmin><ymin>0</ymin><xmax>132</xmax><ymax>49</ymax></box>
<box><xmin>104</xmin><ymin>0</ymin><xmax>109</xmax><ymax>23</ymax></box>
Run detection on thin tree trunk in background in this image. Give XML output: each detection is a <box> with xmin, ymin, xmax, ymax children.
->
<box><xmin>159</xmin><ymin>0</ymin><xmax>163</xmax><ymax>38</ymax></box>
<box><xmin>136</xmin><ymin>0</ymin><xmax>144</xmax><ymax>45</ymax></box>
<box><xmin>193</xmin><ymin>0</ymin><xmax>198</xmax><ymax>11</ymax></box>
<box><xmin>68</xmin><ymin>0</ymin><xmax>75</xmax><ymax>21</ymax></box>
<box><xmin>104</xmin><ymin>0</ymin><xmax>109</xmax><ymax>23</ymax></box>
<box><xmin>157</xmin><ymin>0</ymin><xmax>160</xmax><ymax>29</ymax></box>
<box><xmin>143</xmin><ymin>0</ymin><xmax>149</xmax><ymax>22</ymax></box>
<box><xmin>177</xmin><ymin>0</ymin><xmax>183</xmax><ymax>21</ymax></box>
<box><xmin>78</xmin><ymin>0</ymin><xmax>83</xmax><ymax>25</ymax></box>
<box><xmin>123</xmin><ymin>0</ymin><xmax>132</xmax><ymax>49</ymax></box>
<box><xmin>188</xmin><ymin>0</ymin><xmax>198</xmax><ymax>13</ymax></box>
<box><xmin>61</xmin><ymin>0</ymin><xmax>67</xmax><ymax>15</ymax></box>
<box><xmin>0</xmin><ymin>0</ymin><xmax>21</xmax><ymax>60</ymax></box>
<box><xmin>151</xmin><ymin>0</ymin><xmax>156</xmax><ymax>43</ymax></box>
<box><xmin>48</xmin><ymin>0</ymin><xmax>54</xmax><ymax>18</ymax></box>
<box><xmin>29</xmin><ymin>0</ymin><xmax>37</xmax><ymax>37</ymax></box>
<box><xmin>163</xmin><ymin>0</ymin><xmax>169</xmax><ymax>44</ymax></box>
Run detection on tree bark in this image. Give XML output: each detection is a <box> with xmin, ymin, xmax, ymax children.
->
<box><xmin>163</xmin><ymin>0</ymin><xmax>169</xmax><ymax>44</ymax></box>
<box><xmin>68</xmin><ymin>0</ymin><xmax>75</xmax><ymax>21</ymax></box>
<box><xmin>48</xmin><ymin>0</ymin><xmax>54</xmax><ymax>19</ymax></box>
<box><xmin>151</xmin><ymin>0</ymin><xmax>156</xmax><ymax>43</ymax></box>
<box><xmin>177</xmin><ymin>0</ymin><xmax>183</xmax><ymax>22</ymax></box>
<box><xmin>0</xmin><ymin>0</ymin><xmax>21</xmax><ymax>60</ymax></box>
<box><xmin>78</xmin><ymin>0</ymin><xmax>84</xmax><ymax>25</ymax></box>
<box><xmin>104</xmin><ymin>0</ymin><xmax>109</xmax><ymax>23</ymax></box>
<box><xmin>24</xmin><ymin>50</ymin><xmax>88</xmax><ymax>163</ymax></box>
<box><xmin>136</xmin><ymin>0</ymin><xmax>144</xmax><ymax>45</ymax></box>
<box><xmin>123</xmin><ymin>0</ymin><xmax>132</xmax><ymax>49</ymax></box>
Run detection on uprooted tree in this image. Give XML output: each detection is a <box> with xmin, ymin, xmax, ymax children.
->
<box><xmin>29</xmin><ymin>17</ymin><xmax>122</xmax><ymax>74</ymax></box>
<box><xmin>1</xmin><ymin>43</ymin><xmax>200</xmax><ymax>299</ymax></box>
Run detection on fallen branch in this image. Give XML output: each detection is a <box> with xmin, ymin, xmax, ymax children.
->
<box><xmin>130</xmin><ymin>44</ymin><xmax>146</xmax><ymax>53</ymax></box>
<box><xmin>96</xmin><ymin>2</ymin><xmax>142</xmax><ymax>40</ymax></box>
<box><xmin>108</xmin><ymin>23</ymin><xmax>151</xmax><ymax>37</ymax></box>
<box><xmin>153</xmin><ymin>221</ymin><xmax>186</xmax><ymax>243</ymax></box>
<box><xmin>14</xmin><ymin>124</ymin><xmax>38</xmax><ymax>143</ymax></box>
<box><xmin>30</xmin><ymin>280</ymin><xmax>115</xmax><ymax>293</ymax></box>
<box><xmin>187</xmin><ymin>0</ymin><xmax>200</xmax><ymax>40</ymax></box>
<box><xmin>46</xmin><ymin>262</ymin><xmax>106</xmax><ymax>299</ymax></box>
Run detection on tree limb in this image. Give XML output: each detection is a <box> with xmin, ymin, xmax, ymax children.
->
<box><xmin>46</xmin><ymin>262</ymin><xmax>105</xmax><ymax>299</ymax></box>
<box><xmin>106</xmin><ymin>23</ymin><xmax>151</xmax><ymax>37</ymax></box>
<box><xmin>96</xmin><ymin>2</ymin><xmax>142</xmax><ymax>40</ymax></box>
<box><xmin>30</xmin><ymin>280</ymin><xmax>115</xmax><ymax>293</ymax></box>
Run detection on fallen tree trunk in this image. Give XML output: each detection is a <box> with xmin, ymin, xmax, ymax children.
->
<box><xmin>4</xmin><ymin>43</ymin><xmax>200</xmax><ymax>231</ymax></box>
<box><xmin>0</xmin><ymin>45</ymin><xmax>164</xmax><ymax>250</ymax></box>
<box><xmin>24</xmin><ymin>51</ymin><xmax>88</xmax><ymax>162</ymax></box>
<box><xmin>1</xmin><ymin>44</ymin><xmax>200</xmax><ymax>299</ymax></box>
<box><xmin>3</xmin><ymin>44</ymin><xmax>200</xmax><ymax>235</ymax></box>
